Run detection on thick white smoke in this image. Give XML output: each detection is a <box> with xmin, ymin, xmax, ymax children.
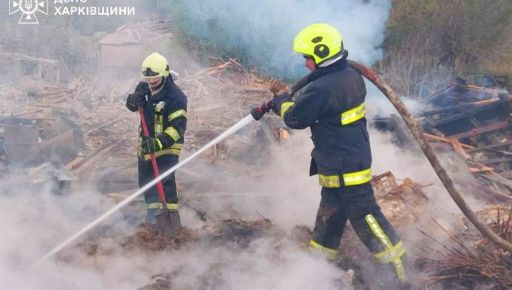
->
<box><xmin>2</xmin><ymin>0</ymin><xmax>463</xmax><ymax>289</ymax></box>
<box><xmin>172</xmin><ymin>0</ymin><xmax>392</xmax><ymax>78</ymax></box>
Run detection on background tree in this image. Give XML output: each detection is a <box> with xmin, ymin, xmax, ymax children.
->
<box><xmin>381</xmin><ymin>0</ymin><xmax>512</xmax><ymax>96</ymax></box>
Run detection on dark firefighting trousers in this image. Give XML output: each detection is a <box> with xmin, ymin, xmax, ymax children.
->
<box><xmin>138</xmin><ymin>154</ymin><xmax>179</xmax><ymax>221</ymax></box>
<box><xmin>310</xmin><ymin>183</ymin><xmax>406</xmax><ymax>281</ymax></box>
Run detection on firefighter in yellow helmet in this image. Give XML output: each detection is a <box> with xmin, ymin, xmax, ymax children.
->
<box><xmin>126</xmin><ymin>52</ymin><xmax>188</xmax><ymax>230</ymax></box>
<box><xmin>252</xmin><ymin>24</ymin><xmax>407</xmax><ymax>283</ymax></box>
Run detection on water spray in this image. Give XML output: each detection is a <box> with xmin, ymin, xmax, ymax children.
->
<box><xmin>30</xmin><ymin>114</ymin><xmax>255</xmax><ymax>268</ymax></box>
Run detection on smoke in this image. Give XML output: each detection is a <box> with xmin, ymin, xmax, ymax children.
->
<box><xmin>1</xmin><ymin>0</ymin><xmax>484</xmax><ymax>289</ymax></box>
<box><xmin>364</xmin><ymin>84</ymin><xmax>497</xmax><ymax>275</ymax></box>
<box><xmin>191</xmin><ymin>128</ymin><xmax>319</xmax><ymax>228</ymax></box>
<box><xmin>0</xmin><ymin>163</ymin><xmax>350</xmax><ymax>289</ymax></box>
<box><xmin>0</xmin><ymin>9</ymin><xmax>354</xmax><ymax>288</ymax></box>
<box><xmin>366</xmin><ymin>81</ymin><xmax>433</xmax><ymax>117</ymax></box>
<box><xmin>151</xmin><ymin>238</ymin><xmax>352</xmax><ymax>290</ymax></box>
<box><xmin>169</xmin><ymin>0</ymin><xmax>392</xmax><ymax>78</ymax></box>
<box><xmin>0</xmin><ymin>166</ymin><xmax>140</xmax><ymax>289</ymax></box>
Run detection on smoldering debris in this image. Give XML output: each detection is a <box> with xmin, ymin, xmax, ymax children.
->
<box><xmin>375</xmin><ymin>81</ymin><xmax>512</xmax><ymax>200</ymax></box>
<box><xmin>3</xmin><ymin>49</ymin><xmax>512</xmax><ymax>288</ymax></box>
<box><xmin>373</xmin><ymin>79</ymin><xmax>512</xmax><ymax>288</ymax></box>
<box><xmin>69</xmin><ymin>219</ymin><xmax>283</xmax><ymax>258</ymax></box>
<box><xmin>62</xmin><ymin>219</ymin><xmax>353</xmax><ymax>290</ymax></box>
<box><xmin>417</xmin><ymin>206</ymin><xmax>512</xmax><ymax>289</ymax></box>
<box><xmin>54</xmin><ymin>172</ymin><xmax>432</xmax><ymax>289</ymax></box>
<box><xmin>371</xmin><ymin>171</ymin><xmax>431</xmax><ymax>226</ymax></box>
<box><xmin>66</xmin><ymin>217</ymin><xmax>354</xmax><ymax>290</ymax></box>
<box><xmin>0</xmin><ymin>57</ymin><xmax>285</xmax><ymax>193</ymax></box>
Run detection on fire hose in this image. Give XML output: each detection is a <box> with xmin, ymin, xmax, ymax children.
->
<box><xmin>347</xmin><ymin>60</ymin><xmax>512</xmax><ymax>253</ymax></box>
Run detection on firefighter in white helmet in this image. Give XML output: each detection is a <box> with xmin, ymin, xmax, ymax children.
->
<box><xmin>126</xmin><ymin>52</ymin><xmax>187</xmax><ymax>229</ymax></box>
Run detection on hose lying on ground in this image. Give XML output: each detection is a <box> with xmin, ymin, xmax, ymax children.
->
<box><xmin>347</xmin><ymin>60</ymin><xmax>512</xmax><ymax>253</ymax></box>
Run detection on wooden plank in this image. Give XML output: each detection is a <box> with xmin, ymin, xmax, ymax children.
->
<box><xmin>468</xmin><ymin>167</ymin><xmax>494</xmax><ymax>173</ymax></box>
<box><xmin>479</xmin><ymin>157</ymin><xmax>512</xmax><ymax>165</ymax></box>
<box><xmin>450</xmin><ymin>137</ymin><xmax>471</xmax><ymax>159</ymax></box>
<box><xmin>423</xmin><ymin>133</ymin><xmax>474</xmax><ymax>149</ymax></box>
<box><xmin>65</xmin><ymin>142</ymin><xmax>114</xmax><ymax>172</ymax></box>
<box><xmin>416</xmin><ymin>97</ymin><xmax>500</xmax><ymax>117</ymax></box>
<box><xmin>466</xmin><ymin>140</ymin><xmax>512</xmax><ymax>153</ymax></box>
<box><xmin>0</xmin><ymin>52</ymin><xmax>59</xmax><ymax>64</ymax></box>
<box><xmin>449</xmin><ymin>121</ymin><xmax>510</xmax><ymax>139</ymax></box>
<box><xmin>86</xmin><ymin>118</ymin><xmax>122</xmax><ymax>135</ymax></box>
<box><xmin>425</xmin><ymin>99</ymin><xmax>509</xmax><ymax>128</ymax></box>
<box><xmin>478</xmin><ymin>172</ymin><xmax>512</xmax><ymax>190</ymax></box>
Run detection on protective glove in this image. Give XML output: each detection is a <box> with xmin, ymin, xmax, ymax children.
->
<box><xmin>126</xmin><ymin>92</ymin><xmax>147</xmax><ymax>110</ymax></box>
<box><xmin>250</xmin><ymin>101</ymin><xmax>274</xmax><ymax>121</ymax></box>
<box><xmin>270</xmin><ymin>93</ymin><xmax>291</xmax><ymax>115</ymax></box>
<box><xmin>141</xmin><ymin>136</ymin><xmax>163</xmax><ymax>154</ymax></box>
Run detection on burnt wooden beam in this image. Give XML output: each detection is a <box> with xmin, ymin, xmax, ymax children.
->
<box><xmin>448</xmin><ymin>120</ymin><xmax>510</xmax><ymax>139</ymax></box>
<box><xmin>424</xmin><ymin>99</ymin><xmax>509</xmax><ymax>128</ymax></box>
<box><xmin>416</xmin><ymin>97</ymin><xmax>500</xmax><ymax>117</ymax></box>
<box><xmin>467</xmin><ymin>141</ymin><xmax>512</xmax><ymax>153</ymax></box>
<box><xmin>479</xmin><ymin>157</ymin><xmax>512</xmax><ymax>165</ymax></box>
<box><xmin>478</xmin><ymin>173</ymin><xmax>512</xmax><ymax>191</ymax></box>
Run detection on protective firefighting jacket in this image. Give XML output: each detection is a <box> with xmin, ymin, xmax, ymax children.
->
<box><xmin>127</xmin><ymin>77</ymin><xmax>187</xmax><ymax>161</ymax></box>
<box><xmin>274</xmin><ymin>58</ymin><xmax>371</xmax><ymax>187</ymax></box>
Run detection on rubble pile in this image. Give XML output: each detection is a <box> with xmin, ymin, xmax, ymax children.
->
<box><xmin>72</xmin><ymin>218</ymin><xmax>282</xmax><ymax>257</ymax></box>
<box><xmin>375</xmin><ymin>82</ymin><xmax>512</xmax><ymax>199</ymax></box>
<box><xmin>65</xmin><ymin>172</ymin><xmax>430</xmax><ymax>289</ymax></box>
<box><xmin>371</xmin><ymin>171</ymin><xmax>430</xmax><ymax>226</ymax></box>
<box><xmin>0</xmin><ymin>59</ymin><xmax>281</xmax><ymax>192</ymax></box>
<box><xmin>178</xmin><ymin>57</ymin><xmax>282</xmax><ymax>157</ymax></box>
<box><xmin>2</xmin><ymin>51</ymin><xmax>512</xmax><ymax>288</ymax></box>
<box><xmin>180</xmin><ymin>58</ymin><xmax>274</xmax><ymax>145</ymax></box>
<box><xmin>372</xmin><ymin>81</ymin><xmax>512</xmax><ymax>287</ymax></box>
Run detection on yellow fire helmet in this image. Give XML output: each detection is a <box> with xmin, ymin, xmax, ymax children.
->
<box><xmin>293</xmin><ymin>23</ymin><xmax>343</xmax><ymax>65</ymax></box>
<box><xmin>141</xmin><ymin>52</ymin><xmax>170</xmax><ymax>78</ymax></box>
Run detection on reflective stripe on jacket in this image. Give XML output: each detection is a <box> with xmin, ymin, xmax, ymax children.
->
<box><xmin>133</xmin><ymin>78</ymin><xmax>188</xmax><ymax>160</ymax></box>
<box><xmin>274</xmin><ymin>58</ymin><xmax>372</xmax><ymax>187</ymax></box>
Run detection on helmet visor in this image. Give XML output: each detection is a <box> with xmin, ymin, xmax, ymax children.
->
<box><xmin>142</xmin><ymin>75</ymin><xmax>163</xmax><ymax>85</ymax></box>
<box><xmin>141</xmin><ymin>67</ymin><xmax>161</xmax><ymax>77</ymax></box>
<box><xmin>141</xmin><ymin>66</ymin><xmax>163</xmax><ymax>84</ymax></box>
